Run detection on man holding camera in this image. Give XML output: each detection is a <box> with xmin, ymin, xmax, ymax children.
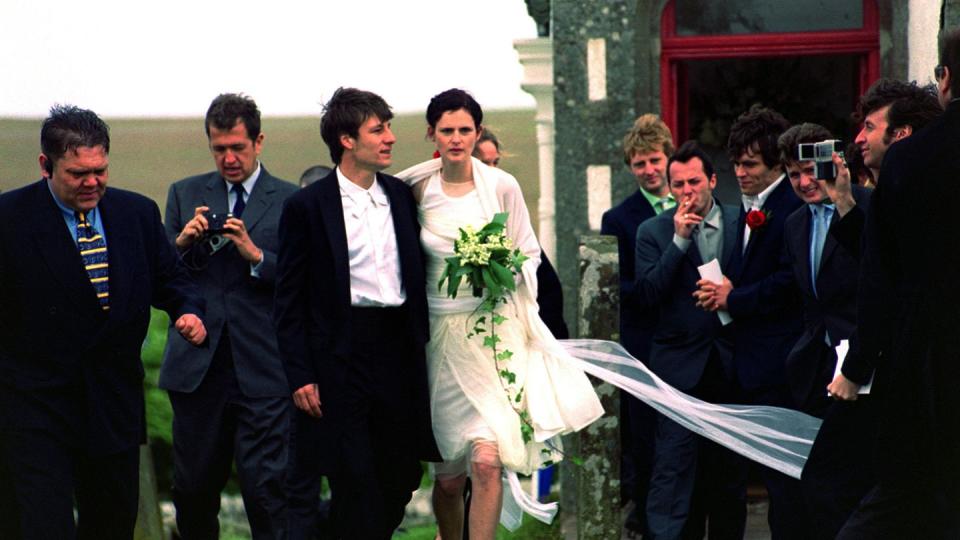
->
<box><xmin>162</xmin><ymin>93</ymin><xmax>298</xmax><ymax>539</ymax></box>
<box><xmin>776</xmin><ymin>124</ymin><xmax>875</xmax><ymax>539</ymax></box>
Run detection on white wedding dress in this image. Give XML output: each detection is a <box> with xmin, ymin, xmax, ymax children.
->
<box><xmin>418</xmin><ymin>172</ymin><xmax>603</xmax><ymax>477</ymax></box>
<box><xmin>397</xmin><ymin>157</ymin><xmax>823</xmax><ymax>530</ymax></box>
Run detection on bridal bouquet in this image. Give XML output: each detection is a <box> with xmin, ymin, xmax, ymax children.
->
<box><xmin>437</xmin><ymin>212</ymin><xmax>527</xmax><ymax>299</ymax></box>
<box><xmin>437</xmin><ymin>212</ymin><xmax>536</xmax><ymax>442</ymax></box>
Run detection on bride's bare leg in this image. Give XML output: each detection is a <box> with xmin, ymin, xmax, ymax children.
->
<box><xmin>433</xmin><ymin>472</ymin><xmax>467</xmax><ymax>540</ymax></box>
<box><xmin>468</xmin><ymin>441</ymin><xmax>503</xmax><ymax>540</ymax></box>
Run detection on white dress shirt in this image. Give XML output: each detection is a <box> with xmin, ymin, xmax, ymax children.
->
<box><xmin>741</xmin><ymin>174</ymin><xmax>784</xmax><ymax>252</ymax></box>
<box><xmin>337</xmin><ymin>167</ymin><xmax>405</xmax><ymax>306</ymax></box>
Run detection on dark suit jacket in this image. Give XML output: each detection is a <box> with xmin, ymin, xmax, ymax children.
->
<box><xmin>273</xmin><ymin>170</ymin><xmax>439</xmax><ymax>462</ymax></box>
<box><xmin>858</xmin><ymin>100</ymin><xmax>960</xmax><ymax>488</ymax></box>
<box><xmin>726</xmin><ymin>179</ymin><xmax>804</xmax><ymax>391</ymax></box>
<box><xmin>0</xmin><ymin>181</ymin><xmax>203</xmax><ymax>455</ymax></box>
<box><xmin>634</xmin><ymin>203</ymin><xmax>739</xmax><ymax>390</ymax></box>
<box><xmin>160</xmin><ymin>168</ymin><xmax>297</xmax><ymax>397</ymax></box>
<box><xmin>783</xmin><ymin>186</ymin><xmax>871</xmax><ymax>410</ymax></box>
<box><xmin>601</xmin><ymin>189</ymin><xmax>658</xmax><ymax>362</ymax></box>
<box><xmin>536</xmin><ymin>252</ymin><xmax>569</xmax><ymax>339</ymax></box>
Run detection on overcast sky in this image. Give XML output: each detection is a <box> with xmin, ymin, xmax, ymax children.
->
<box><xmin>1</xmin><ymin>0</ymin><xmax>538</xmax><ymax>117</ymax></box>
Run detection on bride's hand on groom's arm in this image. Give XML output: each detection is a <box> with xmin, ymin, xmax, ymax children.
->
<box><xmin>293</xmin><ymin>383</ymin><xmax>323</xmax><ymax>417</ymax></box>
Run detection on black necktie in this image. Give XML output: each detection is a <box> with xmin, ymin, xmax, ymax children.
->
<box><xmin>231</xmin><ymin>183</ymin><xmax>246</xmax><ymax>218</ymax></box>
<box><xmin>76</xmin><ymin>211</ymin><xmax>109</xmax><ymax>310</ymax></box>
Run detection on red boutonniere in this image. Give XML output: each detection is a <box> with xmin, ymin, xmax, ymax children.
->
<box><xmin>745</xmin><ymin>209</ymin><xmax>771</xmax><ymax>230</ymax></box>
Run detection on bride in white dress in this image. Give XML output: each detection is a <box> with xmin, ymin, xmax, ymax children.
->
<box><xmin>397</xmin><ymin>89</ymin><xmax>604</xmax><ymax>539</ymax></box>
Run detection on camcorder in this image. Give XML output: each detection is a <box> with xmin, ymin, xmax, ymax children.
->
<box><xmin>797</xmin><ymin>139</ymin><xmax>844</xmax><ymax>180</ymax></box>
<box><xmin>203</xmin><ymin>212</ymin><xmax>233</xmax><ymax>236</ymax></box>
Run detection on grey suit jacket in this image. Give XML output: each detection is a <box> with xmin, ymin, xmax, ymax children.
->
<box><xmin>634</xmin><ymin>202</ymin><xmax>739</xmax><ymax>391</ymax></box>
<box><xmin>160</xmin><ymin>167</ymin><xmax>298</xmax><ymax>397</ymax></box>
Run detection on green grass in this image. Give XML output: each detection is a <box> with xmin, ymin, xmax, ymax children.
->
<box><xmin>394</xmin><ymin>515</ymin><xmax>562</xmax><ymax>539</ymax></box>
<box><xmin>0</xmin><ymin>110</ymin><xmax>541</xmax><ymax>227</ymax></box>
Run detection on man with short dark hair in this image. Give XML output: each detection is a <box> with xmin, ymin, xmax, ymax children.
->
<box><xmin>852</xmin><ymin>78</ymin><xmax>941</xmax><ymax>181</ymax></box>
<box><xmin>0</xmin><ymin>105</ymin><xmax>206</xmax><ymax>539</ymax></box>
<box><xmin>836</xmin><ymin>30</ymin><xmax>959</xmax><ymax>539</ymax></box>
<box><xmin>635</xmin><ymin>140</ymin><xmax>746</xmax><ymax>539</ymax></box>
<box><xmin>162</xmin><ymin>93</ymin><xmax>297</xmax><ymax>539</ymax></box>
<box><xmin>601</xmin><ymin>113</ymin><xmax>676</xmax><ymax>535</ymax></box>
<box><xmin>274</xmin><ymin>87</ymin><xmax>440</xmax><ymax>539</ymax></box>
<box><xmin>696</xmin><ymin>105</ymin><xmax>807</xmax><ymax>539</ymax></box>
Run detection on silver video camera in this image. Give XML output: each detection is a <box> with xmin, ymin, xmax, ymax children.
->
<box><xmin>797</xmin><ymin>139</ymin><xmax>844</xmax><ymax>180</ymax></box>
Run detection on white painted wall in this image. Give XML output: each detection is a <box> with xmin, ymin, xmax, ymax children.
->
<box><xmin>909</xmin><ymin>0</ymin><xmax>942</xmax><ymax>85</ymax></box>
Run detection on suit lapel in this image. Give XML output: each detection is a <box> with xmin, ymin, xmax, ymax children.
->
<box><xmin>203</xmin><ymin>175</ymin><xmax>230</xmax><ymax>215</ymax></box>
<box><xmin>379</xmin><ymin>174</ymin><xmax>420</xmax><ymax>290</ymax></box>
<box><xmin>720</xmin><ymin>204</ymin><xmax>739</xmax><ymax>271</ymax></box>
<box><xmin>98</xmin><ymin>193</ymin><xmax>134</xmax><ymax>323</ymax></box>
<box><xmin>239</xmin><ymin>170</ymin><xmax>276</xmax><ymax>233</ymax></box>
<box><xmin>29</xmin><ymin>182</ymin><xmax>99</xmax><ymax>313</ymax></box>
<box><xmin>318</xmin><ymin>172</ymin><xmax>351</xmax><ymax>304</ymax></box>
<box><xmin>793</xmin><ymin>208</ymin><xmax>815</xmax><ymax>297</ymax></box>
<box><xmin>817</xmin><ymin>210</ymin><xmax>840</xmax><ymax>275</ymax></box>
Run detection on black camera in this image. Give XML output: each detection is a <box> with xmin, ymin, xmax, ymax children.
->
<box><xmin>204</xmin><ymin>212</ymin><xmax>233</xmax><ymax>235</ymax></box>
<box><xmin>797</xmin><ymin>139</ymin><xmax>844</xmax><ymax>180</ymax></box>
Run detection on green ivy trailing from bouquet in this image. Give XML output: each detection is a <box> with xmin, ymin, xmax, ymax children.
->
<box><xmin>437</xmin><ymin>212</ymin><xmax>535</xmax><ymax>443</ymax></box>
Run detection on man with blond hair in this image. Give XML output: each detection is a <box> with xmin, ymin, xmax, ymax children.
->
<box><xmin>601</xmin><ymin>113</ymin><xmax>676</xmax><ymax>536</ymax></box>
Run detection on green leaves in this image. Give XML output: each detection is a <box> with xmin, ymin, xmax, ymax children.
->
<box><xmin>436</xmin><ymin>211</ymin><xmax>542</xmax><ymax>456</ymax></box>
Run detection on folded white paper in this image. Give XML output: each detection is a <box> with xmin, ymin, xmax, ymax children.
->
<box><xmin>832</xmin><ymin>339</ymin><xmax>873</xmax><ymax>395</ymax></box>
<box><xmin>697</xmin><ymin>259</ymin><xmax>732</xmax><ymax>326</ymax></box>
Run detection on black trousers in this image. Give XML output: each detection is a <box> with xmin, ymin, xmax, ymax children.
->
<box><xmin>326</xmin><ymin>306</ymin><xmax>425</xmax><ymax>539</ymax></box>
<box><xmin>800</xmin><ymin>399</ymin><xmax>876</xmax><ymax>540</ymax></box>
<box><xmin>647</xmin><ymin>354</ymin><xmax>747</xmax><ymax>540</ymax></box>
<box><xmin>837</xmin><ymin>482</ymin><xmax>960</xmax><ymax>540</ymax></box>
<box><xmin>739</xmin><ymin>383</ymin><xmax>811</xmax><ymax>540</ymax></box>
<box><xmin>0</xmin><ymin>384</ymin><xmax>139</xmax><ymax>540</ymax></box>
<box><xmin>169</xmin><ymin>331</ymin><xmax>290</xmax><ymax>540</ymax></box>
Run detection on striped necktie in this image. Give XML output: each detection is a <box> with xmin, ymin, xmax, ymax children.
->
<box><xmin>76</xmin><ymin>211</ymin><xmax>109</xmax><ymax>310</ymax></box>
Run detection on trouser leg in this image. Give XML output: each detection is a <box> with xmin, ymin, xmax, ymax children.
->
<box><xmin>75</xmin><ymin>445</ymin><xmax>140</xmax><ymax>540</ymax></box>
<box><xmin>234</xmin><ymin>394</ymin><xmax>291</xmax><ymax>540</ymax></box>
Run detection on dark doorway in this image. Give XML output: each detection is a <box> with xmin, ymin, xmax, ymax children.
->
<box><xmin>681</xmin><ymin>54</ymin><xmax>860</xmax><ymax>204</ymax></box>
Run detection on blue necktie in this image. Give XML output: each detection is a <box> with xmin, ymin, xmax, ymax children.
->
<box><xmin>231</xmin><ymin>183</ymin><xmax>246</xmax><ymax>218</ymax></box>
<box><xmin>77</xmin><ymin>211</ymin><xmax>109</xmax><ymax>310</ymax></box>
<box><xmin>809</xmin><ymin>204</ymin><xmax>833</xmax><ymax>296</ymax></box>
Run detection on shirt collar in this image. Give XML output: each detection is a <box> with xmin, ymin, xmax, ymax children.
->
<box><xmin>224</xmin><ymin>161</ymin><xmax>261</xmax><ymax>195</ymax></box>
<box><xmin>742</xmin><ymin>173</ymin><xmax>785</xmax><ymax>211</ymax></box>
<box><xmin>336</xmin><ymin>167</ymin><xmax>388</xmax><ymax>206</ymax></box>
<box><xmin>808</xmin><ymin>201</ymin><xmax>836</xmax><ymax>216</ymax></box>
<box><xmin>640</xmin><ymin>187</ymin><xmax>674</xmax><ymax>210</ymax></box>
<box><xmin>46</xmin><ymin>178</ymin><xmax>101</xmax><ymax>224</ymax></box>
<box><xmin>701</xmin><ymin>199</ymin><xmax>722</xmax><ymax>230</ymax></box>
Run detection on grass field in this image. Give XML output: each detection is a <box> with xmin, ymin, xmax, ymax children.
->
<box><xmin>0</xmin><ymin>109</ymin><xmax>541</xmax><ymax>226</ymax></box>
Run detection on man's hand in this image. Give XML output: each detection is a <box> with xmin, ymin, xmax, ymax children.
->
<box><xmin>694</xmin><ymin>276</ymin><xmax>733</xmax><ymax>311</ymax></box>
<box><xmin>222</xmin><ymin>217</ymin><xmax>263</xmax><ymax>265</ymax></box>
<box><xmin>293</xmin><ymin>383</ymin><xmax>323</xmax><ymax>418</ymax></box>
<box><xmin>827</xmin><ymin>373</ymin><xmax>861</xmax><ymax>401</ymax></box>
<box><xmin>673</xmin><ymin>197</ymin><xmax>703</xmax><ymax>239</ymax></box>
<box><xmin>175</xmin><ymin>206</ymin><xmax>210</xmax><ymax>249</ymax></box>
<box><xmin>174</xmin><ymin>313</ymin><xmax>207</xmax><ymax>345</ymax></box>
<box><xmin>824</xmin><ymin>153</ymin><xmax>856</xmax><ymax>217</ymax></box>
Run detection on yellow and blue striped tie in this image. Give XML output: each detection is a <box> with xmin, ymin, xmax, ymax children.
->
<box><xmin>76</xmin><ymin>211</ymin><xmax>109</xmax><ymax>311</ymax></box>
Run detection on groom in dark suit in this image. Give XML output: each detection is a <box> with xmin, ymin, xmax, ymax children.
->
<box><xmin>274</xmin><ymin>87</ymin><xmax>441</xmax><ymax>539</ymax></box>
<box><xmin>0</xmin><ymin>105</ymin><xmax>206</xmax><ymax>539</ymax></box>
<box><xmin>635</xmin><ymin>141</ymin><xmax>746</xmax><ymax>539</ymax></box>
<box><xmin>162</xmin><ymin>94</ymin><xmax>298</xmax><ymax>539</ymax></box>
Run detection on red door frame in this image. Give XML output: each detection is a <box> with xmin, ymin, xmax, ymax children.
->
<box><xmin>660</xmin><ymin>0</ymin><xmax>880</xmax><ymax>142</ymax></box>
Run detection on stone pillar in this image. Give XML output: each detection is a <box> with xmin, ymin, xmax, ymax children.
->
<box><xmin>134</xmin><ymin>444</ymin><xmax>164</xmax><ymax>540</ymax></box>
<box><xmin>571</xmin><ymin>234</ymin><xmax>621</xmax><ymax>539</ymax></box>
<box><xmin>514</xmin><ymin>37</ymin><xmax>557</xmax><ymax>262</ymax></box>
